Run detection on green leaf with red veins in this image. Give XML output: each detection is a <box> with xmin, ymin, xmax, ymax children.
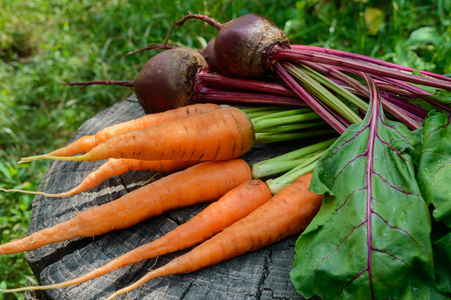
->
<box><xmin>290</xmin><ymin>74</ymin><xmax>432</xmax><ymax>299</ymax></box>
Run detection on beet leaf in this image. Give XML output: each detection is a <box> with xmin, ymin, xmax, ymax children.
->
<box><xmin>417</xmin><ymin>112</ymin><xmax>451</xmax><ymax>227</ymax></box>
<box><xmin>432</xmin><ymin>233</ymin><xmax>451</xmax><ymax>296</ymax></box>
<box><xmin>290</xmin><ymin>74</ymin><xmax>433</xmax><ymax>299</ymax></box>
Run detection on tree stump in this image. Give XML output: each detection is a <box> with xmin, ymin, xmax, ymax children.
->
<box><xmin>25</xmin><ymin>95</ymin><xmax>311</xmax><ymax>300</ymax></box>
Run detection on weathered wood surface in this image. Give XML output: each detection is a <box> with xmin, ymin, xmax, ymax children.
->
<box><xmin>25</xmin><ymin>95</ymin><xmax>312</xmax><ymax>300</ymax></box>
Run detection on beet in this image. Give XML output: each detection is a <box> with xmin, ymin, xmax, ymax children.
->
<box><xmin>213</xmin><ymin>13</ymin><xmax>290</xmax><ymax>79</ymax></box>
<box><xmin>201</xmin><ymin>38</ymin><xmax>228</xmax><ymax>75</ymax></box>
<box><xmin>163</xmin><ymin>13</ymin><xmax>289</xmax><ymax>79</ymax></box>
<box><xmin>134</xmin><ymin>47</ymin><xmax>207</xmax><ymax>113</ymax></box>
<box><xmin>61</xmin><ymin>38</ymin><xmax>305</xmax><ymax>114</ymax></box>
<box><xmin>61</xmin><ymin>47</ymin><xmax>208</xmax><ymax>114</ymax></box>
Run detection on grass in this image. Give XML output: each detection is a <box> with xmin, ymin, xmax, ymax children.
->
<box><xmin>0</xmin><ymin>0</ymin><xmax>450</xmax><ymax>299</ymax></box>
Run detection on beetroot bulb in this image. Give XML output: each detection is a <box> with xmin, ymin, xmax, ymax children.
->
<box><xmin>61</xmin><ymin>47</ymin><xmax>207</xmax><ymax>114</ymax></box>
<box><xmin>165</xmin><ymin>13</ymin><xmax>289</xmax><ymax>79</ymax></box>
<box><xmin>61</xmin><ymin>46</ymin><xmax>305</xmax><ymax>114</ymax></box>
<box><xmin>133</xmin><ymin>47</ymin><xmax>207</xmax><ymax>113</ymax></box>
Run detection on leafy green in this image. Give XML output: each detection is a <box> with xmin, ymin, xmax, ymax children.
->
<box><xmin>432</xmin><ymin>232</ymin><xmax>451</xmax><ymax>296</ymax></box>
<box><xmin>417</xmin><ymin>112</ymin><xmax>451</xmax><ymax>226</ymax></box>
<box><xmin>290</xmin><ymin>76</ymin><xmax>432</xmax><ymax>299</ymax></box>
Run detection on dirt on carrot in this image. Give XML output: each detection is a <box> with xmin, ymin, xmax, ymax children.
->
<box><xmin>19</xmin><ymin>106</ymin><xmax>255</xmax><ymax>163</ymax></box>
<box><xmin>0</xmin><ymin>158</ymin><xmax>199</xmax><ymax>198</ymax></box>
<box><xmin>0</xmin><ymin>159</ymin><xmax>252</xmax><ymax>255</ymax></box>
<box><xmin>106</xmin><ymin>173</ymin><xmax>323</xmax><ymax>299</ymax></box>
<box><xmin>0</xmin><ymin>179</ymin><xmax>272</xmax><ymax>293</ymax></box>
<box><xmin>48</xmin><ymin>103</ymin><xmax>220</xmax><ymax>157</ymax></box>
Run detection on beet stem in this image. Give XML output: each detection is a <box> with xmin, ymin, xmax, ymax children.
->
<box><xmin>302</xmin><ymin>62</ymin><xmax>429</xmax><ymax>122</ymax></box>
<box><xmin>194</xmin><ymin>70</ymin><xmax>296</xmax><ymax>97</ymax></box>
<box><xmin>126</xmin><ymin>43</ymin><xmax>178</xmax><ymax>56</ymax></box>
<box><xmin>164</xmin><ymin>13</ymin><xmax>222</xmax><ymax>46</ymax></box>
<box><xmin>290</xmin><ymin>45</ymin><xmax>451</xmax><ymax>83</ymax></box>
<box><xmin>275</xmin><ymin>62</ymin><xmax>347</xmax><ymax>134</ymax></box>
<box><xmin>379</xmin><ymin>91</ymin><xmax>429</xmax><ymax>119</ymax></box>
<box><xmin>273</xmin><ymin>49</ymin><xmax>451</xmax><ymax>90</ymax></box>
<box><xmin>58</xmin><ymin>80</ymin><xmax>134</xmax><ymax>90</ymax></box>
<box><xmin>197</xmin><ymin>87</ymin><xmax>307</xmax><ymax>107</ymax></box>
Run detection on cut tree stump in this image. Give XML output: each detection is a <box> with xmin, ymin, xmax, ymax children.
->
<box><xmin>25</xmin><ymin>95</ymin><xmax>315</xmax><ymax>300</ymax></box>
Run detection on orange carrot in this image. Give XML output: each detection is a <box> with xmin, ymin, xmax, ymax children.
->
<box><xmin>48</xmin><ymin>103</ymin><xmax>220</xmax><ymax>157</ymax></box>
<box><xmin>106</xmin><ymin>173</ymin><xmax>322</xmax><ymax>300</ymax></box>
<box><xmin>19</xmin><ymin>106</ymin><xmax>255</xmax><ymax>163</ymax></box>
<box><xmin>0</xmin><ymin>159</ymin><xmax>251</xmax><ymax>255</ymax></box>
<box><xmin>0</xmin><ymin>158</ymin><xmax>199</xmax><ymax>198</ymax></box>
<box><xmin>0</xmin><ymin>179</ymin><xmax>272</xmax><ymax>293</ymax></box>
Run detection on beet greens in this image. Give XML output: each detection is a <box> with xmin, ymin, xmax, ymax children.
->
<box><xmin>417</xmin><ymin>112</ymin><xmax>451</xmax><ymax>227</ymax></box>
<box><xmin>291</xmin><ymin>74</ymin><xmax>434</xmax><ymax>299</ymax></box>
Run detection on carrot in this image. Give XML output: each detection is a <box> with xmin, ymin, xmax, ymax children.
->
<box><xmin>106</xmin><ymin>173</ymin><xmax>322</xmax><ymax>299</ymax></box>
<box><xmin>0</xmin><ymin>158</ymin><xmax>199</xmax><ymax>198</ymax></box>
<box><xmin>0</xmin><ymin>159</ymin><xmax>251</xmax><ymax>255</ymax></box>
<box><xmin>19</xmin><ymin>106</ymin><xmax>255</xmax><ymax>163</ymax></box>
<box><xmin>48</xmin><ymin>103</ymin><xmax>220</xmax><ymax>157</ymax></box>
<box><xmin>0</xmin><ymin>179</ymin><xmax>272</xmax><ymax>293</ymax></box>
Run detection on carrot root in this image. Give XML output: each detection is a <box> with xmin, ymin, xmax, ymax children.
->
<box><xmin>19</xmin><ymin>106</ymin><xmax>255</xmax><ymax>163</ymax></box>
<box><xmin>7</xmin><ymin>159</ymin><xmax>199</xmax><ymax>197</ymax></box>
<box><xmin>26</xmin><ymin>103</ymin><xmax>221</xmax><ymax>160</ymax></box>
<box><xmin>0</xmin><ymin>159</ymin><xmax>252</xmax><ymax>255</ymax></box>
<box><xmin>107</xmin><ymin>173</ymin><xmax>323</xmax><ymax>299</ymax></box>
<box><xmin>0</xmin><ymin>179</ymin><xmax>272</xmax><ymax>293</ymax></box>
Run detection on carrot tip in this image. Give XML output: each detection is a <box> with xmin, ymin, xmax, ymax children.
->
<box><xmin>0</xmin><ymin>282</ymin><xmax>67</xmax><ymax>293</ymax></box>
<box><xmin>0</xmin><ymin>187</ymin><xmax>66</xmax><ymax>198</ymax></box>
<box><xmin>19</xmin><ymin>154</ymin><xmax>85</xmax><ymax>163</ymax></box>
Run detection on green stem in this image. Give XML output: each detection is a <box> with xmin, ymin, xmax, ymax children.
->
<box><xmin>257</xmin><ymin>120</ymin><xmax>328</xmax><ymax>133</ymax></box>
<box><xmin>252</xmin><ymin>156</ymin><xmax>314</xmax><ymax>179</ymax></box>
<box><xmin>251</xmin><ymin>108</ymin><xmax>313</xmax><ymax>121</ymax></box>
<box><xmin>284</xmin><ymin>63</ymin><xmax>363</xmax><ymax>124</ymax></box>
<box><xmin>251</xmin><ymin>138</ymin><xmax>336</xmax><ymax>178</ymax></box>
<box><xmin>299</xmin><ymin>65</ymin><xmax>369</xmax><ymax>111</ymax></box>
<box><xmin>255</xmin><ymin>128</ymin><xmax>336</xmax><ymax>144</ymax></box>
<box><xmin>242</xmin><ymin>107</ymin><xmax>292</xmax><ymax>119</ymax></box>
<box><xmin>252</xmin><ymin>112</ymin><xmax>322</xmax><ymax>131</ymax></box>
<box><xmin>266</xmin><ymin>152</ymin><xmax>324</xmax><ymax>194</ymax></box>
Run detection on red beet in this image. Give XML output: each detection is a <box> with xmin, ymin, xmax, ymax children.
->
<box><xmin>61</xmin><ymin>47</ymin><xmax>208</xmax><ymax>114</ymax></box>
<box><xmin>165</xmin><ymin>13</ymin><xmax>290</xmax><ymax>79</ymax></box>
<box><xmin>134</xmin><ymin>47</ymin><xmax>207</xmax><ymax>113</ymax></box>
<box><xmin>201</xmin><ymin>38</ymin><xmax>228</xmax><ymax>75</ymax></box>
<box><xmin>213</xmin><ymin>13</ymin><xmax>290</xmax><ymax>79</ymax></box>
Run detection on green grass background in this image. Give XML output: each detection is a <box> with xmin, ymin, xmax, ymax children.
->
<box><xmin>0</xmin><ymin>0</ymin><xmax>450</xmax><ymax>299</ymax></box>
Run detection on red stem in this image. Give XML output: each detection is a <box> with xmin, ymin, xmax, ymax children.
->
<box><xmin>275</xmin><ymin>62</ymin><xmax>347</xmax><ymax>134</ymax></box>
<box><xmin>126</xmin><ymin>43</ymin><xmax>178</xmax><ymax>56</ymax></box>
<box><xmin>273</xmin><ymin>49</ymin><xmax>451</xmax><ymax>90</ymax></box>
<box><xmin>300</xmin><ymin>62</ymin><xmax>429</xmax><ymax>120</ymax></box>
<box><xmin>197</xmin><ymin>87</ymin><xmax>307</xmax><ymax>107</ymax></box>
<box><xmin>58</xmin><ymin>80</ymin><xmax>134</xmax><ymax>90</ymax></box>
<box><xmin>195</xmin><ymin>70</ymin><xmax>297</xmax><ymax>97</ymax></box>
<box><xmin>164</xmin><ymin>13</ymin><xmax>222</xmax><ymax>46</ymax></box>
<box><xmin>291</xmin><ymin>45</ymin><xmax>451</xmax><ymax>83</ymax></box>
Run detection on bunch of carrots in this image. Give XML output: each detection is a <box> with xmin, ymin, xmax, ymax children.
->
<box><xmin>0</xmin><ymin>102</ymin><xmax>328</xmax><ymax>299</ymax></box>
